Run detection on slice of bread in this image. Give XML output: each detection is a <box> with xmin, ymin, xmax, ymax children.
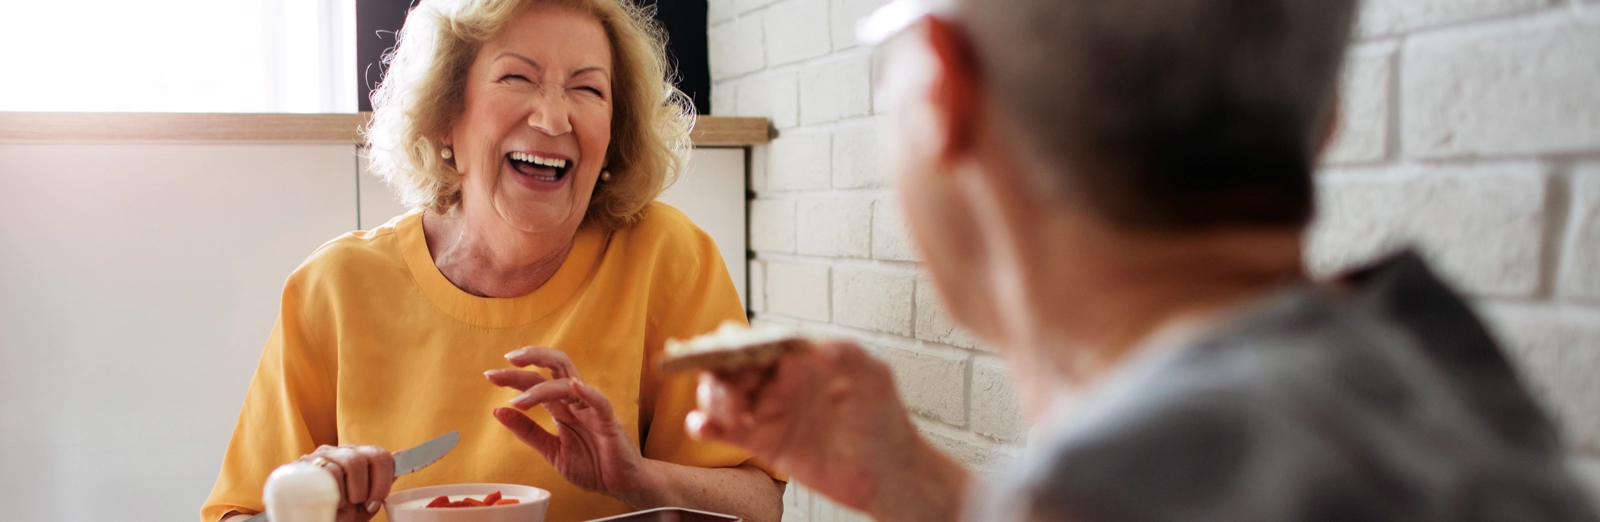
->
<box><xmin>661</xmin><ymin>321</ymin><xmax>808</xmax><ymax>374</ymax></box>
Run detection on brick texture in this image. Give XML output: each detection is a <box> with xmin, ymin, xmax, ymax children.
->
<box><xmin>766</xmin><ymin>261</ymin><xmax>830</xmax><ymax>322</ymax></box>
<box><xmin>733</xmin><ymin>72</ymin><xmax>800</xmax><ymax>129</ymax></box>
<box><xmin>1307</xmin><ymin>163</ymin><xmax>1548</xmax><ymax>296</ymax></box>
<box><xmin>833</xmin><ymin>266</ymin><xmax>915</xmax><ymax>335</ymax></box>
<box><xmin>801</xmin><ymin>54</ymin><xmax>873</xmax><ymax>125</ymax></box>
<box><xmin>710</xmin><ymin>1</ymin><xmax>1600</xmax><ymax>519</ymax></box>
<box><xmin>749</xmin><ymin>260</ymin><xmax>767</xmax><ymax>313</ymax></box>
<box><xmin>871</xmin><ymin>197</ymin><xmax>917</xmax><ymax>261</ymax></box>
<box><xmin>1402</xmin><ymin>13</ymin><xmax>1600</xmax><ymax>158</ymax></box>
<box><xmin>832</xmin><ymin>123</ymin><xmax>883</xmax><ymax>189</ymax></box>
<box><xmin>750</xmin><ymin>198</ymin><xmax>797</xmax><ymax>253</ymax></box>
<box><xmin>1358</xmin><ymin>0</ymin><xmax>1548</xmax><ymax>36</ymax></box>
<box><xmin>913</xmin><ymin>276</ymin><xmax>982</xmax><ymax>350</ymax></box>
<box><xmin>971</xmin><ymin>358</ymin><xmax>1027</xmax><ymax>442</ymax></box>
<box><xmin>1560</xmin><ymin>164</ymin><xmax>1600</xmax><ymax>300</ymax></box>
<box><xmin>830</xmin><ymin>0</ymin><xmax>890</xmax><ymax>50</ymax></box>
<box><xmin>886</xmin><ymin>345</ymin><xmax>969</xmax><ymax>426</ymax></box>
<box><xmin>797</xmin><ymin>197</ymin><xmax>873</xmax><ymax>257</ymax></box>
<box><xmin>916</xmin><ymin>419</ymin><xmax>1019</xmax><ymax>479</ymax></box>
<box><xmin>768</xmin><ymin>132</ymin><xmax>831</xmax><ymax>191</ymax></box>
<box><xmin>709</xmin><ymin>15</ymin><xmax>765</xmax><ymax>80</ymax></box>
<box><xmin>765</xmin><ymin>0</ymin><xmax>831</xmax><ymax>67</ymax></box>
<box><xmin>1482</xmin><ymin>304</ymin><xmax>1600</xmax><ymax>455</ymax></box>
<box><xmin>1324</xmin><ymin>46</ymin><xmax>1392</xmax><ymax>165</ymax></box>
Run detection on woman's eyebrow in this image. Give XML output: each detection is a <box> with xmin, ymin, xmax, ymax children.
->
<box><xmin>571</xmin><ymin>67</ymin><xmax>611</xmax><ymax>81</ymax></box>
<box><xmin>496</xmin><ymin>52</ymin><xmax>608</xmax><ymax>81</ymax></box>
<box><xmin>497</xmin><ymin>52</ymin><xmax>544</xmax><ymax>72</ymax></box>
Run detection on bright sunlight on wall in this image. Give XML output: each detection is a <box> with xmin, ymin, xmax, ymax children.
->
<box><xmin>0</xmin><ymin>0</ymin><xmax>356</xmax><ymax>113</ymax></box>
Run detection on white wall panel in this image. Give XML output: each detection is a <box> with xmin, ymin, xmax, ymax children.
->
<box><xmin>0</xmin><ymin>143</ymin><xmax>358</xmax><ymax>521</ymax></box>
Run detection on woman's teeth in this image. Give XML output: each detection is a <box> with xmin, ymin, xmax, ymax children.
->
<box><xmin>507</xmin><ymin>152</ymin><xmax>570</xmax><ymax>182</ymax></box>
<box><xmin>509</xmin><ymin>152</ymin><xmax>567</xmax><ymax>169</ymax></box>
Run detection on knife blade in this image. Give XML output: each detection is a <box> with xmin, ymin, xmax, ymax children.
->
<box><xmin>241</xmin><ymin>431</ymin><xmax>459</xmax><ymax>522</ymax></box>
<box><xmin>393</xmin><ymin>431</ymin><xmax>460</xmax><ymax>476</ymax></box>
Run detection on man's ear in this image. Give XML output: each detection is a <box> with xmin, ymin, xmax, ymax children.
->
<box><xmin>923</xmin><ymin>17</ymin><xmax>984</xmax><ymax>164</ymax></box>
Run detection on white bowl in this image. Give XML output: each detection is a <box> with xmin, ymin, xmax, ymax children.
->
<box><xmin>384</xmin><ymin>483</ymin><xmax>551</xmax><ymax>522</ymax></box>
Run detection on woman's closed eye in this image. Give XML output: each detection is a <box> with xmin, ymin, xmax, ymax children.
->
<box><xmin>571</xmin><ymin>86</ymin><xmax>604</xmax><ymax>98</ymax></box>
<box><xmin>500</xmin><ymin>74</ymin><xmax>531</xmax><ymax>83</ymax></box>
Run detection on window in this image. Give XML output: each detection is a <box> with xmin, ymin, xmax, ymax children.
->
<box><xmin>0</xmin><ymin>0</ymin><xmax>355</xmax><ymax>113</ymax></box>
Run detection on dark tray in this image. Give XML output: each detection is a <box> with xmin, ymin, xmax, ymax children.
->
<box><xmin>583</xmin><ymin>507</ymin><xmax>741</xmax><ymax>522</ymax></box>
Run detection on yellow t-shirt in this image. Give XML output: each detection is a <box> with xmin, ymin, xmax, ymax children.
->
<box><xmin>202</xmin><ymin>202</ymin><xmax>770</xmax><ymax>522</ymax></box>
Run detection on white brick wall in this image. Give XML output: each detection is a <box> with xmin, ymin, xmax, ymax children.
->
<box><xmin>1560</xmin><ymin>164</ymin><xmax>1600</xmax><ymax>299</ymax></box>
<box><xmin>886</xmin><ymin>345</ymin><xmax>969</xmax><ymax>425</ymax></box>
<box><xmin>797</xmin><ymin>197</ymin><xmax>872</xmax><ymax>257</ymax></box>
<box><xmin>800</xmin><ymin>54</ymin><xmax>872</xmax><ymax>125</ymax></box>
<box><xmin>1357</xmin><ymin>0</ymin><xmax>1548</xmax><ymax>36</ymax></box>
<box><xmin>1324</xmin><ymin>45</ymin><xmax>1394</xmax><ymax>164</ymax></box>
<box><xmin>766</xmin><ymin>260</ymin><xmax>831</xmax><ymax>322</ymax></box>
<box><xmin>1482</xmin><ymin>304</ymin><xmax>1600</xmax><ymax>455</ymax></box>
<box><xmin>1307</xmin><ymin>163</ymin><xmax>1549</xmax><ymax>296</ymax></box>
<box><xmin>710</xmin><ymin>0</ymin><xmax>1600</xmax><ymax>518</ymax></box>
<box><xmin>833</xmin><ymin>266</ymin><xmax>916</xmax><ymax>335</ymax></box>
<box><xmin>1401</xmin><ymin>12</ymin><xmax>1600</xmax><ymax>158</ymax></box>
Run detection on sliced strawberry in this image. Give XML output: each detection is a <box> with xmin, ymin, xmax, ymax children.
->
<box><xmin>483</xmin><ymin>491</ymin><xmax>502</xmax><ymax>505</ymax></box>
<box><xmin>463</xmin><ymin>498</ymin><xmax>485</xmax><ymax>507</ymax></box>
<box><xmin>494</xmin><ymin>499</ymin><xmax>520</xmax><ymax>506</ymax></box>
<box><xmin>425</xmin><ymin>495</ymin><xmax>451</xmax><ymax>508</ymax></box>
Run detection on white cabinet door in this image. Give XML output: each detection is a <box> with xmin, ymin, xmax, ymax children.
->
<box><xmin>0</xmin><ymin>143</ymin><xmax>358</xmax><ymax>522</ymax></box>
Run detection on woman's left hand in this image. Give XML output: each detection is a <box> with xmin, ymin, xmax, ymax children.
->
<box><xmin>486</xmin><ymin>347</ymin><xmax>656</xmax><ymax>504</ymax></box>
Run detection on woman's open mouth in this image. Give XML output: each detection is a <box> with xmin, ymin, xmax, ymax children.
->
<box><xmin>507</xmin><ymin>152</ymin><xmax>571</xmax><ymax>182</ymax></box>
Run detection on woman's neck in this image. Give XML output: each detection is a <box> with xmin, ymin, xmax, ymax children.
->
<box><xmin>421</xmin><ymin>208</ymin><xmax>576</xmax><ymax>298</ymax></box>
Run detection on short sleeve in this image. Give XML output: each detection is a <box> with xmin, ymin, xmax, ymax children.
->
<box><xmin>637</xmin><ymin>208</ymin><xmax>784</xmax><ymax>480</ymax></box>
<box><xmin>199</xmin><ymin>278</ymin><xmax>340</xmax><ymax>521</ymax></box>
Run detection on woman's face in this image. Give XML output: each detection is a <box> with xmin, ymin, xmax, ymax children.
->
<box><xmin>449</xmin><ymin>6</ymin><xmax>613</xmax><ymax>235</ymax></box>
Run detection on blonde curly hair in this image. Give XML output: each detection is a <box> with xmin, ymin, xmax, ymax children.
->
<box><xmin>364</xmin><ymin>0</ymin><xmax>693</xmax><ymax>231</ymax></box>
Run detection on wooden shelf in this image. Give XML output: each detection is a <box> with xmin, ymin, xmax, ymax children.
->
<box><xmin>0</xmin><ymin>112</ymin><xmax>773</xmax><ymax>146</ymax></box>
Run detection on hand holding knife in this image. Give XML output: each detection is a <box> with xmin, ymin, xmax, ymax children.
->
<box><xmin>242</xmin><ymin>431</ymin><xmax>459</xmax><ymax>522</ymax></box>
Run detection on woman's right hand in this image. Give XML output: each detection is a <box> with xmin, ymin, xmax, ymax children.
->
<box><xmin>685</xmin><ymin>340</ymin><xmax>968</xmax><ymax>521</ymax></box>
<box><xmin>291</xmin><ymin>444</ymin><xmax>396</xmax><ymax>522</ymax></box>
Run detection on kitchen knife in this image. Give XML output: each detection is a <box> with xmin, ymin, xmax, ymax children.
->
<box><xmin>241</xmin><ymin>431</ymin><xmax>460</xmax><ymax>522</ymax></box>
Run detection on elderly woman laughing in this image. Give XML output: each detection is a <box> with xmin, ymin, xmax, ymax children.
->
<box><xmin>200</xmin><ymin>1</ymin><xmax>784</xmax><ymax>521</ymax></box>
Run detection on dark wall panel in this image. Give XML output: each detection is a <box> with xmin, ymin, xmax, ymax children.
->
<box><xmin>356</xmin><ymin>0</ymin><xmax>711</xmax><ymax>114</ymax></box>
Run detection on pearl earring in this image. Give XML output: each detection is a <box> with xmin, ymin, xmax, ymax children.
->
<box><xmin>441</xmin><ymin>147</ymin><xmax>453</xmax><ymax>160</ymax></box>
<box><xmin>600</xmin><ymin>170</ymin><xmax>612</xmax><ymax>181</ymax></box>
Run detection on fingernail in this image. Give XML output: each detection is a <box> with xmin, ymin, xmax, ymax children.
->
<box><xmin>504</xmin><ymin>349</ymin><xmax>522</xmax><ymax>360</ymax></box>
<box><xmin>484</xmin><ymin>370</ymin><xmax>499</xmax><ymax>379</ymax></box>
<box><xmin>510</xmin><ymin>392</ymin><xmax>529</xmax><ymax>407</ymax></box>
<box><xmin>367</xmin><ymin>501</ymin><xmax>381</xmax><ymax>513</ymax></box>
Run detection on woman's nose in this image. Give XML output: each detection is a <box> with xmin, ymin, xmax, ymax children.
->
<box><xmin>526</xmin><ymin>90</ymin><xmax>573</xmax><ymax>136</ymax></box>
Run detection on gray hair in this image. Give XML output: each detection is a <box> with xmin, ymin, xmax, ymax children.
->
<box><xmin>957</xmin><ymin>0</ymin><xmax>1357</xmax><ymax>230</ymax></box>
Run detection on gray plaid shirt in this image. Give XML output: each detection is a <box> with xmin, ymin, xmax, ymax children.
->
<box><xmin>979</xmin><ymin>252</ymin><xmax>1598</xmax><ymax>522</ymax></box>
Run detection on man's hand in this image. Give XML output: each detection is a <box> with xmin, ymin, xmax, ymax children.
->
<box><xmin>686</xmin><ymin>340</ymin><xmax>970</xmax><ymax>521</ymax></box>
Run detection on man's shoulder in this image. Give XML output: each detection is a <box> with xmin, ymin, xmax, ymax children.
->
<box><xmin>1014</xmin><ymin>287</ymin><xmax>1597</xmax><ymax>522</ymax></box>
